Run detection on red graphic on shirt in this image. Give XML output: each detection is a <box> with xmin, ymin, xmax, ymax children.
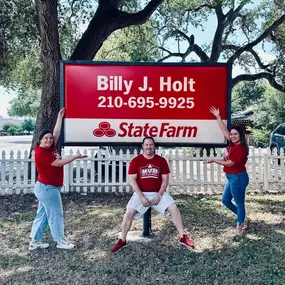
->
<box><xmin>140</xmin><ymin>164</ymin><xmax>160</xmax><ymax>179</ymax></box>
<box><xmin>93</xmin><ymin>121</ymin><xmax>116</xmax><ymax>137</ymax></box>
<box><xmin>223</xmin><ymin>145</ymin><xmax>231</xmax><ymax>161</ymax></box>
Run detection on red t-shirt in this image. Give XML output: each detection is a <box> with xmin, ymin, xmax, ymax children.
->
<box><xmin>128</xmin><ymin>154</ymin><xmax>170</xmax><ymax>192</ymax></box>
<box><xmin>223</xmin><ymin>143</ymin><xmax>248</xmax><ymax>174</ymax></box>
<box><xmin>35</xmin><ymin>144</ymin><xmax>63</xmax><ymax>187</ymax></box>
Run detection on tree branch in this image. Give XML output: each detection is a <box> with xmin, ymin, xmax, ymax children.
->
<box><xmin>210</xmin><ymin>1</ymin><xmax>248</xmax><ymax>61</ymax></box>
<box><xmin>224</xmin><ymin>2</ymin><xmax>247</xmax><ymax>26</ymax></box>
<box><xmin>170</xmin><ymin>30</ymin><xmax>209</xmax><ymax>61</ymax></box>
<box><xmin>118</xmin><ymin>0</ymin><xmax>164</xmax><ymax>27</ymax></box>
<box><xmin>156</xmin><ymin>46</ymin><xmax>184</xmax><ymax>62</ymax></box>
<box><xmin>184</xmin><ymin>4</ymin><xmax>215</xmax><ymax>13</ymax></box>
<box><xmin>210</xmin><ymin>6</ymin><xmax>225</xmax><ymax>61</ymax></box>
<box><xmin>157</xmin><ymin>52</ymin><xmax>184</xmax><ymax>62</ymax></box>
<box><xmin>233</xmin><ymin>73</ymin><xmax>285</xmax><ymax>92</ymax></box>
<box><xmin>228</xmin><ymin>14</ymin><xmax>285</xmax><ymax>65</ymax></box>
<box><xmin>249</xmin><ymin>48</ymin><xmax>272</xmax><ymax>71</ymax></box>
<box><xmin>222</xmin><ymin>44</ymin><xmax>273</xmax><ymax>71</ymax></box>
<box><xmin>71</xmin><ymin>0</ymin><xmax>164</xmax><ymax>60</ymax></box>
<box><xmin>222</xmin><ymin>44</ymin><xmax>239</xmax><ymax>51</ymax></box>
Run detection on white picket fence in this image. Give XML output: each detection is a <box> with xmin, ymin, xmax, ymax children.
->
<box><xmin>0</xmin><ymin>147</ymin><xmax>285</xmax><ymax>195</ymax></box>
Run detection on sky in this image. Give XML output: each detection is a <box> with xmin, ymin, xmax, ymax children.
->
<box><xmin>0</xmin><ymin>86</ymin><xmax>17</xmax><ymax>118</ymax></box>
<box><xmin>0</xmin><ymin>6</ymin><xmax>277</xmax><ymax>118</ymax></box>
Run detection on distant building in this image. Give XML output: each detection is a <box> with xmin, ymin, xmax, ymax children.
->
<box><xmin>0</xmin><ymin>116</ymin><xmax>24</xmax><ymax>131</ymax></box>
<box><xmin>231</xmin><ymin>110</ymin><xmax>253</xmax><ymax>145</ymax></box>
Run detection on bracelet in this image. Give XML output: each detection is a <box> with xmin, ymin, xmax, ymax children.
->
<box><xmin>157</xmin><ymin>194</ymin><xmax>162</xmax><ymax>198</ymax></box>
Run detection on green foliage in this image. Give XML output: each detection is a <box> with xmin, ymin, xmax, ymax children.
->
<box><xmin>1</xmin><ymin>120</ymin><xmax>34</xmax><ymax>134</ymax></box>
<box><xmin>6</xmin><ymin>126</ymin><xmax>18</xmax><ymax>134</ymax></box>
<box><xmin>1</xmin><ymin>1</ymin><xmax>42</xmax><ymax>118</ymax></box>
<box><xmin>232</xmin><ymin>81</ymin><xmax>266</xmax><ymax>113</ymax></box>
<box><xmin>1</xmin><ymin>0</ymin><xmax>97</xmax><ymax>117</ymax></box>
<box><xmin>7</xmin><ymin>125</ymin><xmax>23</xmax><ymax>135</ymax></box>
<box><xmin>252</xmin><ymin>86</ymin><xmax>285</xmax><ymax>147</ymax></box>
<box><xmin>21</xmin><ymin>119</ymin><xmax>35</xmax><ymax>133</ymax></box>
<box><xmin>3</xmin><ymin>49</ymin><xmax>42</xmax><ymax>118</ymax></box>
<box><xmin>0</xmin><ymin>0</ymin><xmax>39</xmax><ymax>84</ymax></box>
<box><xmin>261</xmin><ymin>0</ymin><xmax>285</xmax><ymax>85</ymax></box>
<box><xmin>57</xmin><ymin>1</ymin><xmax>98</xmax><ymax>59</ymax></box>
<box><xmin>95</xmin><ymin>23</ymin><xmax>162</xmax><ymax>62</ymax></box>
<box><xmin>7</xmin><ymin>51</ymin><xmax>42</xmax><ymax>91</ymax></box>
<box><xmin>2</xmin><ymin>124</ymin><xmax>22</xmax><ymax>135</ymax></box>
<box><xmin>155</xmin><ymin>0</ymin><xmax>285</xmax><ymax>92</ymax></box>
<box><xmin>2</xmin><ymin>124</ymin><xmax>11</xmax><ymax>132</ymax></box>
<box><xmin>251</xmin><ymin>127</ymin><xmax>270</xmax><ymax>148</ymax></box>
<box><xmin>8</xmin><ymin>89</ymin><xmax>40</xmax><ymax>118</ymax></box>
<box><xmin>2</xmin><ymin>0</ymin><xmax>162</xmax><ymax>118</ymax></box>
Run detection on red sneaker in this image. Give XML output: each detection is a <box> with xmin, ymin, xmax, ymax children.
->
<box><xmin>112</xmin><ymin>239</ymin><xmax>127</xmax><ymax>253</ymax></box>
<box><xmin>179</xmin><ymin>234</ymin><xmax>195</xmax><ymax>248</ymax></box>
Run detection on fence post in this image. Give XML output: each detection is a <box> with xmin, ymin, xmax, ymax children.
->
<box><xmin>164</xmin><ymin>154</ymin><xmax>172</xmax><ymax>192</ymax></box>
<box><xmin>143</xmin><ymin>208</ymin><xmax>152</xmax><ymax>237</ymax></box>
<box><xmin>263</xmin><ymin>153</ymin><xmax>269</xmax><ymax>192</ymax></box>
<box><xmin>64</xmin><ymin>156</ymin><xmax>70</xmax><ymax>193</ymax></box>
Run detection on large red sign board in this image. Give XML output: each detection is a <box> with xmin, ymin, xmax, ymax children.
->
<box><xmin>61</xmin><ymin>61</ymin><xmax>231</xmax><ymax>146</ymax></box>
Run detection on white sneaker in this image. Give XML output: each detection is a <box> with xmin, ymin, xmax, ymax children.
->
<box><xmin>56</xmin><ymin>238</ymin><xmax>75</xmax><ymax>250</ymax></box>
<box><xmin>29</xmin><ymin>241</ymin><xmax>49</xmax><ymax>251</ymax></box>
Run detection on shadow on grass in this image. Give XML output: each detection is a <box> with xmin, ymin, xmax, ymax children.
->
<box><xmin>247</xmin><ymin>195</ymin><xmax>285</xmax><ymax>217</ymax></box>
<box><xmin>1</xmin><ymin>193</ymin><xmax>285</xmax><ymax>285</ymax></box>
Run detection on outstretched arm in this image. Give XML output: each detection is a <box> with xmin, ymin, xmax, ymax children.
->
<box><xmin>203</xmin><ymin>158</ymin><xmax>235</xmax><ymax>167</ymax></box>
<box><xmin>53</xmin><ymin>108</ymin><xmax>65</xmax><ymax>146</ymax></box>
<box><xmin>210</xmin><ymin>107</ymin><xmax>230</xmax><ymax>141</ymax></box>
<box><xmin>51</xmin><ymin>153</ymin><xmax>88</xmax><ymax>167</ymax></box>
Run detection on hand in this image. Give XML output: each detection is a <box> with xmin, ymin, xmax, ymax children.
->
<box><xmin>55</xmin><ymin>153</ymin><xmax>62</xmax><ymax>160</ymax></box>
<box><xmin>209</xmin><ymin>107</ymin><xmax>220</xmax><ymax>118</ymax></box>
<box><xmin>203</xmin><ymin>159</ymin><xmax>213</xmax><ymax>164</ymax></box>
<box><xmin>76</xmin><ymin>154</ymin><xmax>88</xmax><ymax>159</ymax></box>
<box><xmin>58</xmin><ymin>108</ymin><xmax>65</xmax><ymax>118</ymax></box>
<box><xmin>151</xmin><ymin>195</ymin><xmax>161</xmax><ymax>206</ymax></box>
<box><xmin>140</xmin><ymin>196</ymin><xmax>150</xmax><ymax>207</ymax></box>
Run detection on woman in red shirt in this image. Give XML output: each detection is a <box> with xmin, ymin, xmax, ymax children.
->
<box><xmin>29</xmin><ymin>108</ymin><xmax>87</xmax><ymax>250</ymax></box>
<box><xmin>204</xmin><ymin>107</ymin><xmax>250</xmax><ymax>235</ymax></box>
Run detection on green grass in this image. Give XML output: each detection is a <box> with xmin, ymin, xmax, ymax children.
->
<box><xmin>0</xmin><ymin>193</ymin><xmax>285</xmax><ymax>285</ymax></box>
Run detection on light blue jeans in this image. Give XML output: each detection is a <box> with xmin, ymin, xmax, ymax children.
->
<box><xmin>30</xmin><ymin>181</ymin><xmax>64</xmax><ymax>242</ymax></box>
<box><xmin>222</xmin><ymin>172</ymin><xmax>249</xmax><ymax>226</ymax></box>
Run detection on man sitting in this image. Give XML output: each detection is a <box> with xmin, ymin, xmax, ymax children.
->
<box><xmin>112</xmin><ymin>136</ymin><xmax>195</xmax><ymax>253</ymax></box>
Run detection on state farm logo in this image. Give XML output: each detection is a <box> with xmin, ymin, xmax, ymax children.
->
<box><xmin>93</xmin><ymin>122</ymin><xmax>116</xmax><ymax>137</ymax></box>
<box><xmin>92</xmin><ymin>121</ymin><xmax>197</xmax><ymax>138</ymax></box>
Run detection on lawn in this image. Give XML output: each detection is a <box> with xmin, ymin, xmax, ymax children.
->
<box><xmin>0</xmin><ymin>192</ymin><xmax>285</xmax><ymax>285</ymax></box>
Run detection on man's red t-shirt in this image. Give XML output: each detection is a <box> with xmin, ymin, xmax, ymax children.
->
<box><xmin>223</xmin><ymin>143</ymin><xmax>248</xmax><ymax>174</ymax></box>
<box><xmin>128</xmin><ymin>154</ymin><xmax>170</xmax><ymax>192</ymax></box>
<box><xmin>35</xmin><ymin>144</ymin><xmax>63</xmax><ymax>187</ymax></box>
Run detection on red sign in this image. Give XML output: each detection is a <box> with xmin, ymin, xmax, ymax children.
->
<box><xmin>61</xmin><ymin>62</ymin><xmax>231</xmax><ymax>145</ymax></box>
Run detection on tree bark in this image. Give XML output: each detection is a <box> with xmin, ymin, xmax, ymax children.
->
<box><xmin>33</xmin><ymin>0</ymin><xmax>61</xmax><ymax>149</ymax></box>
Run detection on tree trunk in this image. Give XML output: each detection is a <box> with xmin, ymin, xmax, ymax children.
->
<box><xmin>32</xmin><ymin>0</ymin><xmax>163</xmax><ymax>154</ymax></box>
<box><xmin>32</xmin><ymin>0</ymin><xmax>61</xmax><ymax>150</ymax></box>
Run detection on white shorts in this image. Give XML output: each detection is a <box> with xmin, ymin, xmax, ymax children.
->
<box><xmin>127</xmin><ymin>192</ymin><xmax>176</xmax><ymax>220</ymax></box>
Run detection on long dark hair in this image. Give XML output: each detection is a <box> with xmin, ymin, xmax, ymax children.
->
<box><xmin>230</xmin><ymin>126</ymin><xmax>249</xmax><ymax>154</ymax></box>
<box><xmin>35</xmin><ymin>129</ymin><xmax>53</xmax><ymax>147</ymax></box>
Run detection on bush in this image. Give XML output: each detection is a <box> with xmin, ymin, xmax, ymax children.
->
<box><xmin>252</xmin><ymin>128</ymin><xmax>270</xmax><ymax>148</ymax></box>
